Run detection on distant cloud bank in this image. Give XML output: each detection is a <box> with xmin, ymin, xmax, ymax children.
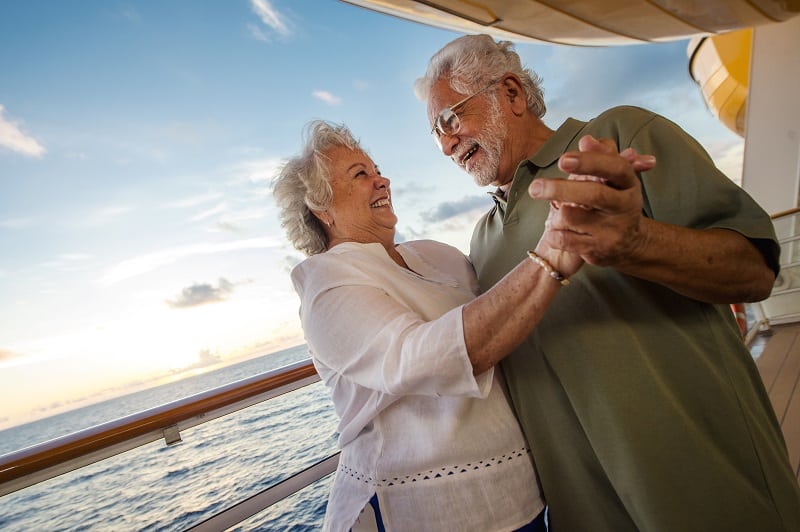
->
<box><xmin>422</xmin><ymin>195</ymin><xmax>488</xmax><ymax>223</ymax></box>
<box><xmin>167</xmin><ymin>277</ymin><xmax>235</xmax><ymax>308</ymax></box>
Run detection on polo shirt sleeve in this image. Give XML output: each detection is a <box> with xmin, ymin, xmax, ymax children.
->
<box><xmin>291</xmin><ymin>255</ymin><xmax>490</xmax><ymax>399</ymax></box>
<box><xmin>621</xmin><ymin>109</ymin><xmax>780</xmax><ymax>274</ymax></box>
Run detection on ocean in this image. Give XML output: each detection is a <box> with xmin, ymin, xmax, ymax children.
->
<box><xmin>0</xmin><ymin>344</ymin><xmax>340</xmax><ymax>531</ymax></box>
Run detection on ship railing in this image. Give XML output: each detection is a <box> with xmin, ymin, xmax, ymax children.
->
<box><xmin>0</xmin><ymin>359</ymin><xmax>336</xmax><ymax>530</ymax></box>
<box><xmin>746</xmin><ymin>206</ymin><xmax>800</xmax><ymax>344</ymax></box>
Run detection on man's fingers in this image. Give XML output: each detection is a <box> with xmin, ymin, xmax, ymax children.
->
<box><xmin>530</xmin><ymin>177</ymin><xmax>619</xmax><ymax>211</ymax></box>
<box><xmin>578</xmin><ymin>135</ymin><xmax>618</xmax><ymax>155</ymax></box>
<box><xmin>620</xmin><ymin>147</ymin><xmax>656</xmax><ymax>172</ymax></box>
<box><xmin>558</xmin><ymin>150</ymin><xmax>638</xmax><ymax>190</ymax></box>
<box><xmin>559</xmin><ymin>137</ymin><xmax>654</xmax><ymax>187</ymax></box>
<box><xmin>559</xmin><ymin>136</ymin><xmax>616</xmax><ymax>175</ymax></box>
<box><xmin>546</xmin><ymin>135</ymin><xmax>649</xmax><ymax>208</ymax></box>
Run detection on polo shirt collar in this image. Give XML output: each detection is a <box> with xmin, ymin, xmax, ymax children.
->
<box><xmin>488</xmin><ymin>117</ymin><xmax>586</xmax><ymax>210</ymax></box>
<box><xmin>487</xmin><ymin>189</ymin><xmax>506</xmax><ymax>208</ymax></box>
<box><xmin>527</xmin><ymin>117</ymin><xmax>586</xmax><ymax>168</ymax></box>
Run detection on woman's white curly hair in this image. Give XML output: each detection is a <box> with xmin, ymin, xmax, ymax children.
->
<box><xmin>272</xmin><ymin>120</ymin><xmax>363</xmax><ymax>256</ymax></box>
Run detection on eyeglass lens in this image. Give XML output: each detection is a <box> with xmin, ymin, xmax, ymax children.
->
<box><xmin>436</xmin><ymin>108</ymin><xmax>459</xmax><ymax>137</ymax></box>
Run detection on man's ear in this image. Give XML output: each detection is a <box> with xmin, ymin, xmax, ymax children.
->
<box><xmin>500</xmin><ymin>74</ymin><xmax>526</xmax><ymax>116</ymax></box>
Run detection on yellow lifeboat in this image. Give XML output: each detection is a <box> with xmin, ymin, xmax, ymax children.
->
<box><xmin>687</xmin><ymin>29</ymin><xmax>752</xmax><ymax>137</ymax></box>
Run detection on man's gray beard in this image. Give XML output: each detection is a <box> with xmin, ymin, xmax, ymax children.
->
<box><xmin>468</xmin><ymin>98</ymin><xmax>506</xmax><ymax>187</ymax></box>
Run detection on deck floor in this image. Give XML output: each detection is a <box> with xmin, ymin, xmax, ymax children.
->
<box><xmin>753</xmin><ymin>321</ymin><xmax>800</xmax><ymax>482</ymax></box>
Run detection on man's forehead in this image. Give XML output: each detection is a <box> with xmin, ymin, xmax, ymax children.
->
<box><xmin>430</xmin><ymin>77</ymin><xmax>458</xmax><ymax>97</ymax></box>
<box><xmin>427</xmin><ymin>79</ymin><xmax>462</xmax><ymax>113</ymax></box>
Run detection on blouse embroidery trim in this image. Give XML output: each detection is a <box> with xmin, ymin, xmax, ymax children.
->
<box><xmin>338</xmin><ymin>447</ymin><xmax>530</xmax><ymax>487</ymax></box>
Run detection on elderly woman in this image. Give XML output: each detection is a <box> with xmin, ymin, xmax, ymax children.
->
<box><xmin>273</xmin><ymin>120</ymin><xmax>582</xmax><ymax>532</ymax></box>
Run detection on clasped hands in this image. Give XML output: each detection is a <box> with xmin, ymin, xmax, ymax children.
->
<box><xmin>531</xmin><ymin>135</ymin><xmax>657</xmax><ymax>274</ymax></box>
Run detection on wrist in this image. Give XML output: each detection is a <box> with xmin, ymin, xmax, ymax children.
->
<box><xmin>527</xmin><ymin>250</ymin><xmax>570</xmax><ymax>286</ymax></box>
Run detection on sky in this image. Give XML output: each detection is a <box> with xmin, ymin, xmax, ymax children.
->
<box><xmin>0</xmin><ymin>0</ymin><xmax>745</xmax><ymax>431</ymax></box>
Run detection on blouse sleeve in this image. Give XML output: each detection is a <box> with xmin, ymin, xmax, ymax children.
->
<box><xmin>291</xmin><ymin>253</ymin><xmax>491</xmax><ymax>399</ymax></box>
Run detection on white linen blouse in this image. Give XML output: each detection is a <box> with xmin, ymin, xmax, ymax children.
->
<box><xmin>291</xmin><ymin>240</ymin><xmax>543</xmax><ymax>532</ymax></box>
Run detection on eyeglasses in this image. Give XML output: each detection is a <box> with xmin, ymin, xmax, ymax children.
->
<box><xmin>430</xmin><ymin>79</ymin><xmax>500</xmax><ymax>148</ymax></box>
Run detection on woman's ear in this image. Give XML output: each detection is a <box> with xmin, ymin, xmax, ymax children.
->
<box><xmin>312</xmin><ymin>210</ymin><xmax>332</xmax><ymax>228</ymax></box>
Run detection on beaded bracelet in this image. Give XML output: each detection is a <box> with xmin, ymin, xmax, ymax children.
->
<box><xmin>526</xmin><ymin>250</ymin><xmax>570</xmax><ymax>286</ymax></box>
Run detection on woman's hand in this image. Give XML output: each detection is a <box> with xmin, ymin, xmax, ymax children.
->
<box><xmin>537</xmin><ymin>210</ymin><xmax>584</xmax><ymax>280</ymax></box>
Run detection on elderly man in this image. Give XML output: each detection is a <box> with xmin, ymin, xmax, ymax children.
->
<box><xmin>414</xmin><ymin>34</ymin><xmax>800</xmax><ymax>531</ymax></box>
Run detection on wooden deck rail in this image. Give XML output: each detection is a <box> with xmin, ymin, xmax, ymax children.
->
<box><xmin>770</xmin><ymin>206</ymin><xmax>800</xmax><ymax>220</ymax></box>
<box><xmin>0</xmin><ymin>359</ymin><xmax>319</xmax><ymax>496</ymax></box>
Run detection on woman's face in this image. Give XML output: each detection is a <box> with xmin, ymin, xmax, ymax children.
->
<box><xmin>322</xmin><ymin>145</ymin><xmax>397</xmax><ymax>244</ymax></box>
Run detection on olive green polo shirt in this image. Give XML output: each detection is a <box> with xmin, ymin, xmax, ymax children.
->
<box><xmin>470</xmin><ymin>106</ymin><xmax>799</xmax><ymax>531</ymax></box>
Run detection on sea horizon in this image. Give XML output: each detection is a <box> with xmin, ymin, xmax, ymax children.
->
<box><xmin>0</xmin><ymin>343</ymin><xmax>338</xmax><ymax>531</ymax></box>
<box><xmin>0</xmin><ymin>343</ymin><xmax>314</xmax><ymax>457</ymax></box>
<box><xmin>0</xmin><ymin>342</ymin><xmax>310</xmax><ymax>438</ymax></box>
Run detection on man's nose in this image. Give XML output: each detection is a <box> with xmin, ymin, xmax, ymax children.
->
<box><xmin>438</xmin><ymin>133</ymin><xmax>458</xmax><ymax>157</ymax></box>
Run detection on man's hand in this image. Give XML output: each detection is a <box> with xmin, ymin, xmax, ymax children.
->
<box><xmin>530</xmin><ymin>135</ymin><xmax>656</xmax><ymax>268</ymax></box>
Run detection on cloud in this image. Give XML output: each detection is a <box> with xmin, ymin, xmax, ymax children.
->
<box><xmin>189</xmin><ymin>201</ymin><xmax>228</xmax><ymax>222</ymax></box>
<box><xmin>216</xmin><ymin>219</ymin><xmax>241</xmax><ymax>232</ymax></box>
<box><xmin>249</xmin><ymin>0</ymin><xmax>291</xmax><ymax>40</ymax></box>
<box><xmin>57</xmin><ymin>253</ymin><xmax>91</xmax><ymax>261</ymax></box>
<box><xmin>80</xmin><ymin>205</ymin><xmax>134</xmax><ymax>227</ymax></box>
<box><xmin>100</xmin><ymin>236</ymin><xmax>281</xmax><ymax>285</ymax></box>
<box><xmin>0</xmin><ymin>104</ymin><xmax>46</xmax><ymax>157</ymax></box>
<box><xmin>421</xmin><ymin>195</ymin><xmax>488</xmax><ymax>223</ymax></box>
<box><xmin>96</xmin><ymin>205</ymin><xmax>133</xmax><ymax>218</ymax></box>
<box><xmin>162</xmin><ymin>192</ymin><xmax>223</xmax><ymax>209</ymax></box>
<box><xmin>313</xmin><ymin>90</ymin><xmax>342</xmax><ymax>106</ymax></box>
<box><xmin>282</xmin><ymin>253</ymin><xmax>302</xmax><ymax>273</ymax></box>
<box><xmin>167</xmin><ymin>277</ymin><xmax>235</xmax><ymax>308</ymax></box>
<box><xmin>247</xmin><ymin>23</ymin><xmax>270</xmax><ymax>42</ymax></box>
<box><xmin>0</xmin><ymin>348</ymin><xmax>22</xmax><ymax>362</ymax></box>
<box><xmin>192</xmin><ymin>348</ymin><xmax>222</xmax><ymax>368</ymax></box>
<box><xmin>212</xmin><ymin>207</ymin><xmax>268</xmax><ymax>233</ymax></box>
<box><xmin>168</xmin><ymin>187</ymin><xmax>270</xmax><ymax>232</ymax></box>
<box><xmin>706</xmin><ymin>137</ymin><xmax>744</xmax><ymax>184</ymax></box>
<box><xmin>41</xmin><ymin>252</ymin><xmax>92</xmax><ymax>272</ymax></box>
<box><xmin>228</xmin><ymin>157</ymin><xmax>285</xmax><ymax>184</ymax></box>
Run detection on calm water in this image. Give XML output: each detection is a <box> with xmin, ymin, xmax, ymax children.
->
<box><xmin>0</xmin><ymin>344</ymin><xmax>340</xmax><ymax>531</ymax></box>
